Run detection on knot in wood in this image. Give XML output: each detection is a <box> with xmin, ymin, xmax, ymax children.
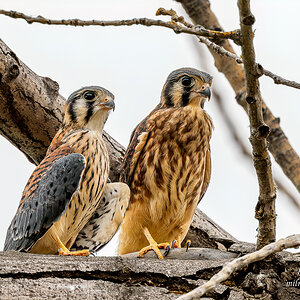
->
<box><xmin>8</xmin><ymin>64</ymin><xmax>20</xmax><ymax>80</ymax></box>
<box><xmin>246</xmin><ymin>96</ymin><xmax>255</xmax><ymax>104</ymax></box>
<box><xmin>258</xmin><ymin>125</ymin><xmax>270</xmax><ymax>139</ymax></box>
<box><xmin>242</xmin><ymin>14</ymin><xmax>255</xmax><ymax>26</ymax></box>
<box><xmin>256</xmin><ymin>64</ymin><xmax>264</xmax><ymax>78</ymax></box>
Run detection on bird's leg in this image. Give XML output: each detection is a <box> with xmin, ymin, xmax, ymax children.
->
<box><xmin>49</xmin><ymin>226</ymin><xmax>91</xmax><ymax>256</ymax></box>
<box><xmin>138</xmin><ymin>228</ymin><xmax>170</xmax><ymax>260</ymax></box>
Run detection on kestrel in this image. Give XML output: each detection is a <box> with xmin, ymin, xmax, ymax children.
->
<box><xmin>4</xmin><ymin>86</ymin><xmax>130</xmax><ymax>256</ymax></box>
<box><xmin>118</xmin><ymin>68</ymin><xmax>213</xmax><ymax>259</ymax></box>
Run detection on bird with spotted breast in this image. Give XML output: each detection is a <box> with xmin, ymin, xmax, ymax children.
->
<box><xmin>4</xmin><ymin>86</ymin><xmax>130</xmax><ymax>256</ymax></box>
<box><xmin>118</xmin><ymin>68</ymin><xmax>213</xmax><ymax>259</ymax></box>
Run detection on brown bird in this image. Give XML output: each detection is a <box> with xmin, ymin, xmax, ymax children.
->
<box><xmin>118</xmin><ymin>68</ymin><xmax>213</xmax><ymax>259</ymax></box>
<box><xmin>4</xmin><ymin>86</ymin><xmax>130</xmax><ymax>256</ymax></box>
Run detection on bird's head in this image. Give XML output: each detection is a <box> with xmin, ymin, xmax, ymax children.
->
<box><xmin>63</xmin><ymin>86</ymin><xmax>115</xmax><ymax>132</ymax></box>
<box><xmin>161</xmin><ymin>67</ymin><xmax>213</xmax><ymax>109</ymax></box>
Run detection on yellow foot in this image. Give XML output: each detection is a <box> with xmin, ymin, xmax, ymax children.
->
<box><xmin>138</xmin><ymin>242</ymin><xmax>170</xmax><ymax>260</ymax></box>
<box><xmin>58</xmin><ymin>248</ymin><xmax>91</xmax><ymax>256</ymax></box>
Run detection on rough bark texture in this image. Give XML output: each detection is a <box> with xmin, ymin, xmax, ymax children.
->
<box><xmin>176</xmin><ymin>0</ymin><xmax>300</xmax><ymax>193</ymax></box>
<box><xmin>237</xmin><ymin>0</ymin><xmax>276</xmax><ymax>248</ymax></box>
<box><xmin>0</xmin><ymin>250</ymin><xmax>299</xmax><ymax>299</ymax></box>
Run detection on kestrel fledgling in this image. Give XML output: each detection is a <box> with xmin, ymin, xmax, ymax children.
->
<box><xmin>118</xmin><ymin>68</ymin><xmax>213</xmax><ymax>259</ymax></box>
<box><xmin>4</xmin><ymin>86</ymin><xmax>130</xmax><ymax>256</ymax></box>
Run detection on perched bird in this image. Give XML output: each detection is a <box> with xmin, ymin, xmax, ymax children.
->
<box><xmin>118</xmin><ymin>68</ymin><xmax>213</xmax><ymax>259</ymax></box>
<box><xmin>4</xmin><ymin>86</ymin><xmax>130</xmax><ymax>256</ymax></box>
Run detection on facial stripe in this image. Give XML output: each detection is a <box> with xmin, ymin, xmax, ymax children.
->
<box><xmin>85</xmin><ymin>101</ymin><xmax>94</xmax><ymax>124</ymax></box>
<box><xmin>163</xmin><ymin>81</ymin><xmax>174</xmax><ymax>107</ymax></box>
<box><xmin>181</xmin><ymin>86</ymin><xmax>192</xmax><ymax>106</ymax></box>
<box><xmin>68</xmin><ymin>101</ymin><xmax>77</xmax><ymax>122</ymax></box>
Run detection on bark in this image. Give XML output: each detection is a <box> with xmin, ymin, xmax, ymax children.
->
<box><xmin>237</xmin><ymin>0</ymin><xmax>276</xmax><ymax>248</ymax></box>
<box><xmin>175</xmin><ymin>0</ymin><xmax>300</xmax><ymax>193</ymax></box>
<box><xmin>0</xmin><ymin>250</ymin><xmax>299</xmax><ymax>299</ymax></box>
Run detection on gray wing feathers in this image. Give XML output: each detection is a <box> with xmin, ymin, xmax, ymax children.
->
<box><xmin>4</xmin><ymin>153</ymin><xmax>86</xmax><ymax>251</ymax></box>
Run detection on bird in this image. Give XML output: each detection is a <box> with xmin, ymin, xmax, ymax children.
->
<box><xmin>4</xmin><ymin>86</ymin><xmax>130</xmax><ymax>256</ymax></box>
<box><xmin>118</xmin><ymin>67</ymin><xmax>213</xmax><ymax>259</ymax></box>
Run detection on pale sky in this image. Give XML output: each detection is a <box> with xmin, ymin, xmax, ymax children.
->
<box><xmin>0</xmin><ymin>0</ymin><xmax>299</xmax><ymax>255</ymax></box>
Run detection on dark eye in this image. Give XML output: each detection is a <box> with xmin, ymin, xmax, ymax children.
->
<box><xmin>84</xmin><ymin>91</ymin><xmax>95</xmax><ymax>101</ymax></box>
<box><xmin>181</xmin><ymin>76</ymin><xmax>192</xmax><ymax>87</ymax></box>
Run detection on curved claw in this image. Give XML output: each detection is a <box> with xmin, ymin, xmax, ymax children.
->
<box><xmin>89</xmin><ymin>250</ymin><xmax>96</xmax><ymax>257</ymax></box>
<box><xmin>163</xmin><ymin>245</ymin><xmax>171</xmax><ymax>257</ymax></box>
<box><xmin>184</xmin><ymin>240</ymin><xmax>191</xmax><ymax>252</ymax></box>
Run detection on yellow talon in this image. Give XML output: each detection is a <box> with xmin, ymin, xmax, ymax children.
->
<box><xmin>138</xmin><ymin>227</ymin><xmax>170</xmax><ymax>259</ymax></box>
<box><xmin>58</xmin><ymin>247</ymin><xmax>91</xmax><ymax>256</ymax></box>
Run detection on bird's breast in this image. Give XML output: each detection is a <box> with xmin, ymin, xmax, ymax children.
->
<box><xmin>133</xmin><ymin>107</ymin><xmax>212</xmax><ymax>224</ymax></box>
<box><xmin>56</xmin><ymin>131</ymin><xmax>109</xmax><ymax>242</ymax></box>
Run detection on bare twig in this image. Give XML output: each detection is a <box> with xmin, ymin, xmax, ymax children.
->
<box><xmin>0</xmin><ymin>8</ymin><xmax>240</xmax><ymax>41</ymax></box>
<box><xmin>257</xmin><ymin>64</ymin><xmax>300</xmax><ymax>90</ymax></box>
<box><xmin>238</xmin><ymin>0</ymin><xmax>277</xmax><ymax>249</ymax></box>
<box><xmin>177</xmin><ymin>234</ymin><xmax>300</xmax><ymax>299</ymax></box>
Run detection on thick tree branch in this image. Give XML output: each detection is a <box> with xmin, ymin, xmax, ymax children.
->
<box><xmin>238</xmin><ymin>0</ymin><xmax>276</xmax><ymax>248</ymax></box>
<box><xmin>176</xmin><ymin>0</ymin><xmax>300</xmax><ymax>193</ymax></box>
<box><xmin>177</xmin><ymin>234</ymin><xmax>300</xmax><ymax>299</ymax></box>
<box><xmin>0</xmin><ymin>9</ymin><xmax>240</xmax><ymax>41</ymax></box>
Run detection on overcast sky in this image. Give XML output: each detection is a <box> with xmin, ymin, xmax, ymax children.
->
<box><xmin>0</xmin><ymin>0</ymin><xmax>299</xmax><ymax>255</ymax></box>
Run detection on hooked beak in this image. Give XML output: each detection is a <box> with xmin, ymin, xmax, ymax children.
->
<box><xmin>199</xmin><ymin>87</ymin><xmax>211</xmax><ymax>100</ymax></box>
<box><xmin>102</xmin><ymin>98</ymin><xmax>115</xmax><ymax>111</ymax></box>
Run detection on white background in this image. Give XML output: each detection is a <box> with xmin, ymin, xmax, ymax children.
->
<box><xmin>0</xmin><ymin>0</ymin><xmax>299</xmax><ymax>255</ymax></box>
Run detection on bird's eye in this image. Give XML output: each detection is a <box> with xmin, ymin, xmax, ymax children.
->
<box><xmin>181</xmin><ymin>76</ymin><xmax>193</xmax><ymax>87</ymax></box>
<box><xmin>84</xmin><ymin>91</ymin><xmax>96</xmax><ymax>101</ymax></box>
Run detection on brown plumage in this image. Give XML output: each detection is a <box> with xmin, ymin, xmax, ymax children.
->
<box><xmin>4</xmin><ymin>86</ymin><xmax>130</xmax><ymax>256</ymax></box>
<box><xmin>118</xmin><ymin>68</ymin><xmax>213</xmax><ymax>258</ymax></box>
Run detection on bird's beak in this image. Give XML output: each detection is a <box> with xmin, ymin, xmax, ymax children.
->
<box><xmin>103</xmin><ymin>98</ymin><xmax>115</xmax><ymax>111</ymax></box>
<box><xmin>199</xmin><ymin>87</ymin><xmax>211</xmax><ymax>101</ymax></box>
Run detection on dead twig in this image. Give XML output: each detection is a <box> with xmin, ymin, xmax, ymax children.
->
<box><xmin>177</xmin><ymin>234</ymin><xmax>300</xmax><ymax>299</ymax></box>
<box><xmin>0</xmin><ymin>8</ymin><xmax>240</xmax><ymax>42</ymax></box>
<box><xmin>257</xmin><ymin>64</ymin><xmax>300</xmax><ymax>90</ymax></box>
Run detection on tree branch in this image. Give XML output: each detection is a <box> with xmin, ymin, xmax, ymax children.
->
<box><xmin>177</xmin><ymin>234</ymin><xmax>300</xmax><ymax>299</ymax></box>
<box><xmin>238</xmin><ymin>0</ymin><xmax>277</xmax><ymax>248</ymax></box>
<box><xmin>257</xmin><ymin>64</ymin><xmax>300</xmax><ymax>90</ymax></box>
<box><xmin>176</xmin><ymin>0</ymin><xmax>300</xmax><ymax>194</ymax></box>
<box><xmin>0</xmin><ymin>8</ymin><xmax>240</xmax><ymax>41</ymax></box>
